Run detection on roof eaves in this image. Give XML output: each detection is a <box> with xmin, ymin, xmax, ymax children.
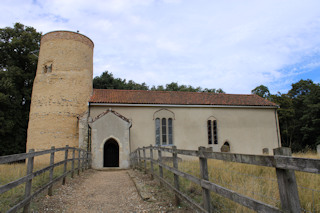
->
<box><xmin>89</xmin><ymin>102</ymin><xmax>278</xmax><ymax>108</ymax></box>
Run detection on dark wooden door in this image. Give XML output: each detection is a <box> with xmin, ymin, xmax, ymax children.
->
<box><xmin>103</xmin><ymin>139</ymin><xmax>119</xmax><ymax>167</ymax></box>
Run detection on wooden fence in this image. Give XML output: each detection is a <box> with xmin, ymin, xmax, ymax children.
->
<box><xmin>130</xmin><ymin>146</ymin><xmax>320</xmax><ymax>213</ymax></box>
<box><xmin>0</xmin><ymin>145</ymin><xmax>91</xmax><ymax>213</ymax></box>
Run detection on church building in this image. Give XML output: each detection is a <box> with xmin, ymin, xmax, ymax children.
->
<box><xmin>27</xmin><ymin>31</ymin><xmax>281</xmax><ymax>169</ymax></box>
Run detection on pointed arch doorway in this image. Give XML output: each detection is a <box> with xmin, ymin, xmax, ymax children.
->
<box><xmin>103</xmin><ymin>138</ymin><xmax>119</xmax><ymax>167</ymax></box>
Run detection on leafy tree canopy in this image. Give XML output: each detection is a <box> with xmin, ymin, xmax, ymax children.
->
<box><xmin>94</xmin><ymin>71</ymin><xmax>225</xmax><ymax>93</ymax></box>
<box><xmin>288</xmin><ymin>80</ymin><xmax>320</xmax><ymax>150</ymax></box>
<box><xmin>251</xmin><ymin>85</ymin><xmax>270</xmax><ymax>99</ymax></box>
<box><xmin>151</xmin><ymin>82</ymin><xmax>225</xmax><ymax>93</ymax></box>
<box><xmin>252</xmin><ymin>80</ymin><xmax>320</xmax><ymax>152</ymax></box>
<box><xmin>0</xmin><ymin>23</ymin><xmax>41</xmax><ymax>155</ymax></box>
<box><xmin>93</xmin><ymin>71</ymin><xmax>148</xmax><ymax>90</ymax></box>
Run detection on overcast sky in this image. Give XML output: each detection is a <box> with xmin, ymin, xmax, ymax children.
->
<box><xmin>1</xmin><ymin>0</ymin><xmax>320</xmax><ymax>94</ymax></box>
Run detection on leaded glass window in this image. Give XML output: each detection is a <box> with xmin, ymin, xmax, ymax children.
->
<box><xmin>155</xmin><ymin>118</ymin><xmax>160</xmax><ymax>145</ymax></box>
<box><xmin>168</xmin><ymin>118</ymin><xmax>173</xmax><ymax>145</ymax></box>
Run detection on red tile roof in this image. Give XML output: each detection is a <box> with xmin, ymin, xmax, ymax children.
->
<box><xmin>90</xmin><ymin>89</ymin><xmax>277</xmax><ymax>107</ymax></box>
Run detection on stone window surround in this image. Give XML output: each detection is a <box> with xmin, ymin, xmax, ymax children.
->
<box><xmin>154</xmin><ymin>109</ymin><xmax>174</xmax><ymax>146</ymax></box>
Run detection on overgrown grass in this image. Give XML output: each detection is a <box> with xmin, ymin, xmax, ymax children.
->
<box><xmin>2</xmin><ymin>152</ymin><xmax>319</xmax><ymax>212</ymax></box>
<box><xmin>0</xmin><ymin>157</ymin><xmax>80</xmax><ymax>212</ymax></box>
<box><xmin>144</xmin><ymin>152</ymin><xmax>320</xmax><ymax>212</ymax></box>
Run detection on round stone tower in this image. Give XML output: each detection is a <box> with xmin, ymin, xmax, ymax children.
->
<box><xmin>27</xmin><ymin>31</ymin><xmax>94</xmax><ymax>153</ymax></box>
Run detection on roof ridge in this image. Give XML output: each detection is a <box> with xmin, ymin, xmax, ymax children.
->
<box><xmin>92</xmin><ymin>88</ymin><xmax>259</xmax><ymax>96</ymax></box>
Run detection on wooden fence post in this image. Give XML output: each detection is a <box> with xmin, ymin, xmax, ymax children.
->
<box><xmin>133</xmin><ymin>152</ymin><xmax>136</xmax><ymax>169</ymax></box>
<box><xmin>172</xmin><ymin>146</ymin><xmax>180</xmax><ymax>206</ymax></box>
<box><xmin>85</xmin><ymin>151</ymin><xmax>88</xmax><ymax>170</ymax></box>
<box><xmin>62</xmin><ymin>145</ymin><xmax>69</xmax><ymax>185</ymax></box>
<box><xmin>81</xmin><ymin>150</ymin><xmax>85</xmax><ymax>172</ymax></box>
<box><xmin>87</xmin><ymin>152</ymin><xmax>90</xmax><ymax>169</ymax></box>
<box><xmin>150</xmin><ymin>145</ymin><xmax>154</xmax><ymax>179</ymax></box>
<box><xmin>78</xmin><ymin>149</ymin><xmax>81</xmax><ymax>175</ymax></box>
<box><xmin>158</xmin><ymin>148</ymin><xmax>163</xmax><ymax>186</ymax></box>
<box><xmin>48</xmin><ymin>146</ymin><xmax>55</xmax><ymax>196</ymax></box>
<box><xmin>132</xmin><ymin>151</ymin><xmax>135</xmax><ymax>169</ymax></box>
<box><xmin>136</xmin><ymin>149</ymin><xmax>139</xmax><ymax>168</ymax></box>
<box><xmin>71</xmin><ymin>148</ymin><xmax>75</xmax><ymax>178</ymax></box>
<box><xmin>87</xmin><ymin>151</ymin><xmax>89</xmax><ymax>169</ymax></box>
<box><xmin>138</xmin><ymin>148</ymin><xmax>141</xmax><ymax>169</ymax></box>
<box><xmin>143</xmin><ymin>146</ymin><xmax>147</xmax><ymax>174</ymax></box>
<box><xmin>87</xmin><ymin>152</ymin><xmax>91</xmax><ymax>169</ymax></box>
<box><xmin>274</xmin><ymin>147</ymin><xmax>301</xmax><ymax>213</ymax></box>
<box><xmin>23</xmin><ymin>149</ymin><xmax>34</xmax><ymax>213</ymax></box>
<box><xmin>131</xmin><ymin>152</ymin><xmax>134</xmax><ymax>168</ymax></box>
<box><xmin>130</xmin><ymin>153</ymin><xmax>132</xmax><ymax>168</ymax></box>
<box><xmin>199</xmin><ymin>146</ymin><xmax>212</xmax><ymax>213</ymax></box>
<box><xmin>83</xmin><ymin>151</ymin><xmax>86</xmax><ymax>170</ymax></box>
<box><xmin>135</xmin><ymin>150</ymin><xmax>138</xmax><ymax>169</ymax></box>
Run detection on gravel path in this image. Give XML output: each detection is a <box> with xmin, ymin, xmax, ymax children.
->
<box><xmin>33</xmin><ymin>169</ymin><xmax>192</xmax><ymax>212</ymax></box>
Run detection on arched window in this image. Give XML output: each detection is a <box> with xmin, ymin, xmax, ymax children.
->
<box><xmin>207</xmin><ymin>120</ymin><xmax>212</xmax><ymax>144</ymax></box>
<box><xmin>155</xmin><ymin>118</ymin><xmax>160</xmax><ymax>145</ymax></box>
<box><xmin>155</xmin><ymin>117</ymin><xmax>174</xmax><ymax>145</ymax></box>
<box><xmin>154</xmin><ymin>109</ymin><xmax>174</xmax><ymax>146</ymax></box>
<box><xmin>168</xmin><ymin>118</ymin><xmax>173</xmax><ymax>145</ymax></box>
<box><xmin>207</xmin><ymin>119</ymin><xmax>218</xmax><ymax>145</ymax></box>
<box><xmin>162</xmin><ymin>118</ymin><xmax>167</xmax><ymax>145</ymax></box>
<box><xmin>213</xmin><ymin>120</ymin><xmax>218</xmax><ymax>144</ymax></box>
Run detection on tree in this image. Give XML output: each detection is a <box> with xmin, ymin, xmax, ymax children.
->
<box><xmin>288</xmin><ymin>79</ymin><xmax>320</xmax><ymax>150</ymax></box>
<box><xmin>267</xmin><ymin>79</ymin><xmax>320</xmax><ymax>152</ymax></box>
<box><xmin>151</xmin><ymin>85</ymin><xmax>165</xmax><ymax>91</ymax></box>
<box><xmin>150</xmin><ymin>82</ymin><xmax>224</xmax><ymax>93</ymax></box>
<box><xmin>251</xmin><ymin>85</ymin><xmax>270</xmax><ymax>99</ymax></box>
<box><xmin>165</xmin><ymin>82</ymin><xmax>180</xmax><ymax>91</ymax></box>
<box><xmin>0</xmin><ymin>23</ymin><xmax>41</xmax><ymax>155</ymax></box>
<box><xmin>93</xmin><ymin>71</ymin><xmax>149</xmax><ymax>90</ymax></box>
<box><xmin>94</xmin><ymin>71</ymin><xmax>225</xmax><ymax>93</ymax></box>
<box><xmin>270</xmin><ymin>93</ymin><xmax>295</xmax><ymax>148</ymax></box>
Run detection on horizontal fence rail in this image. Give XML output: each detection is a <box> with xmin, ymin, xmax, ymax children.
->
<box><xmin>0</xmin><ymin>145</ymin><xmax>91</xmax><ymax>213</ymax></box>
<box><xmin>130</xmin><ymin>146</ymin><xmax>320</xmax><ymax>213</ymax></box>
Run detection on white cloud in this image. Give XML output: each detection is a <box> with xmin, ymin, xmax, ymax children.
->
<box><xmin>1</xmin><ymin>0</ymin><xmax>320</xmax><ymax>94</ymax></box>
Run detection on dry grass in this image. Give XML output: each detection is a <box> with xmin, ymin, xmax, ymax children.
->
<box><xmin>0</xmin><ymin>163</ymin><xmax>27</xmax><ymax>212</ymax></box>
<box><xmin>0</xmin><ymin>159</ymin><xmax>77</xmax><ymax>212</ymax></box>
<box><xmin>150</xmin><ymin>152</ymin><xmax>320</xmax><ymax>212</ymax></box>
<box><xmin>293</xmin><ymin>152</ymin><xmax>320</xmax><ymax>213</ymax></box>
<box><xmin>2</xmin><ymin>152</ymin><xmax>319</xmax><ymax>212</ymax></box>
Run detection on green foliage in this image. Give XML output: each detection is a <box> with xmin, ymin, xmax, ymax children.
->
<box><xmin>94</xmin><ymin>71</ymin><xmax>225</xmax><ymax>93</ymax></box>
<box><xmin>0</xmin><ymin>23</ymin><xmax>41</xmax><ymax>155</ymax></box>
<box><xmin>253</xmin><ymin>80</ymin><xmax>320</xmax><ymax>151</ymax></box>
<box><xmin>151</xmin><ymin>82</ymin><xmax>225</xmax><ymax>93</ymax></box>
<box><xmin>93</xmin><ymin>71</ymin><xmax>149</xmax><ymax>90</ymax></box>
<box><xmin>288</xmin><ymin>80</ymin><xmax>320</xmax><ymax>150</ymax></box>
<box><xmin>251</xmin><ymin>85</ymin><xmax>270</xmax><ymax>98</ymax></box>
<box><xmin>270</xmin><ymin>93</ymin><xmax>295</xmax><ymax>148</ymax></box>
